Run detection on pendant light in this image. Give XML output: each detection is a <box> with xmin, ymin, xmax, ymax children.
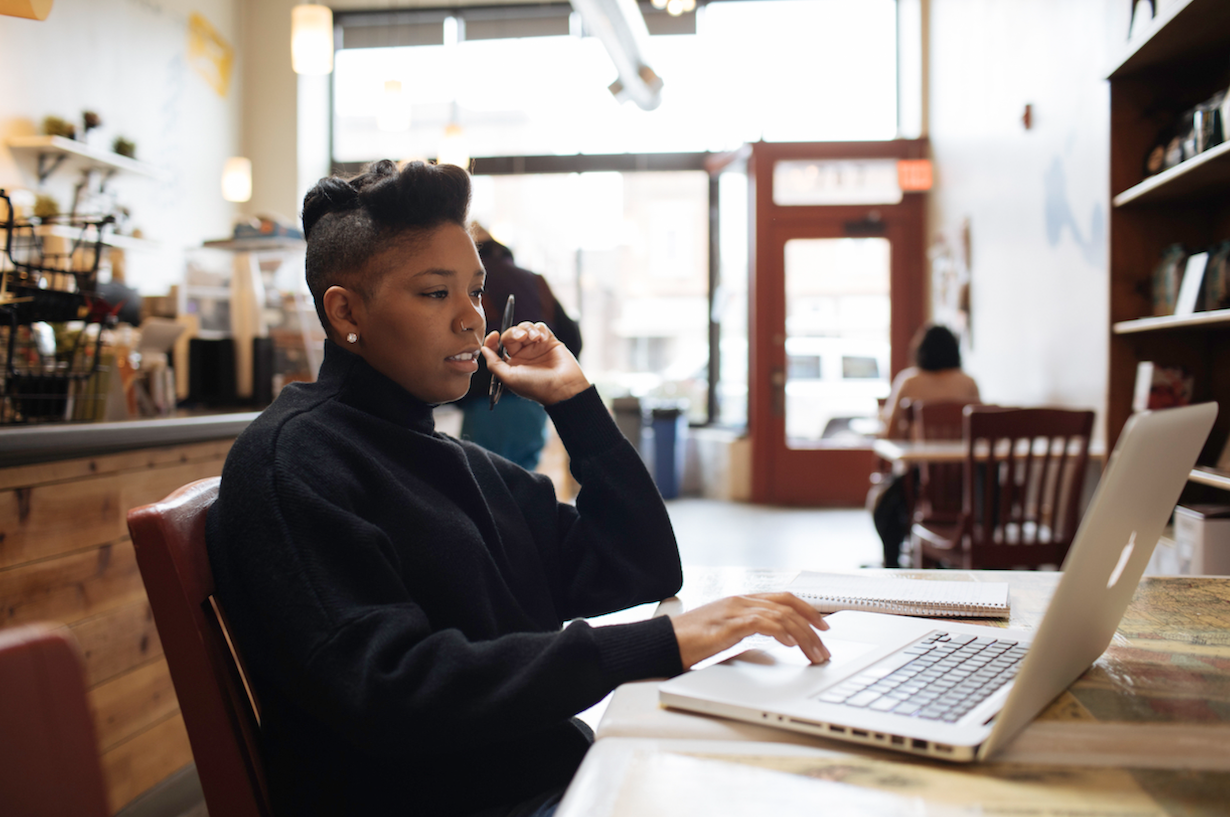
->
<box><xmin>221</xmin><ymin>157</ymin><xmax>252</xmax><ymax>203</ymax></box>
<box><xmin>377</xmin><ymin>80</ymin><xmax>411</xmax><ymax>133</ymax></box>
<box><xmin>437</xmin><ymin>123</ymin><xmax>469</xmax><ymax>170</ymax></box>
<box><xmin>291</xmin><ymin>3</ymin><xmax>334</xmax><ymax>75</ymax></box>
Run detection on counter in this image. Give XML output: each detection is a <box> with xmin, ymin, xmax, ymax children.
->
<box><xmin>0</xmin><ymin>412</ymin><xmax>259</xmax><ymax>467</ymax></box>
<box><xmin>0</xmin><ymin>412</ymin><xmax>255</xmax><ymax>812</ymax></box>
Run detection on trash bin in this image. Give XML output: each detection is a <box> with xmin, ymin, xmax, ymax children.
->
<box><xmin>649</xmin><ymin>401</ymin><xmax>688</xmax><ymax>500</ymax></box>
<box><xmin>611</xmin><ymin>396</ymin><xmax>647</xmax><ymax>462</ymax></box>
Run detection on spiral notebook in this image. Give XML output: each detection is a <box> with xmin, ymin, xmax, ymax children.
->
<box><xmin>786</xmin><ymin>571</ymin><xmax>1010</xmax><ymax>618</ymax></box>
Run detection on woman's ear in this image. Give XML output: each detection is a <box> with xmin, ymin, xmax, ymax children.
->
<box><xmin>322</xmin><ymin>286</ymin><xmax>362</xmax><ymax>341</ymax></box>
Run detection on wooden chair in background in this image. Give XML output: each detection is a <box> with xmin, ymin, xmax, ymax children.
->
<box><xmin>908</xmin><ymin>400</ymin><xmax>982</xmax><ymax>524</ymax></box>
<box><xmin>911</xmin><ymin>406</ymin><xmax>1095</xmax><ymax>570</ymax></box>
<box><xmin>127</xmin><ymin>477</ymin><xmax>274</xmax><ymax>817</ymax></box>
<box><xmin>0</xmin><ymin>622</ymin><xmax>110</xmax><ymax>817</ymax></box>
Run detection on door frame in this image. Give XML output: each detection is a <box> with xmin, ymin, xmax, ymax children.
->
<box><xmin>748</xmin><ymin>140</ymin><xmax>928</xmax><ymax>505</ymax></box>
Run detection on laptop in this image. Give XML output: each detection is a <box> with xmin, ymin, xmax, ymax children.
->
<box><xmin>659</xmin><ymin>402</ymin><xmax>1218</xmax><ymax>762</ymax></box>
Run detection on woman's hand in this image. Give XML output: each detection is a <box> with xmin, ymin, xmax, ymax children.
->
<box><xmin>481</xmin><ymin>321</ymin><xmax>590</xmax><ymax>406</ymax></box>
<box><xmin>669</xmin><ymin>593</ymin><xmax>831</xmax><ymax>669</ymax></box>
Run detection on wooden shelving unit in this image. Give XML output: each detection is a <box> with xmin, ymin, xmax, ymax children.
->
<box><xmin>1107</xmin><ymin>0</ymin><xmax>1230</xmax><ymax>494</ymax></box>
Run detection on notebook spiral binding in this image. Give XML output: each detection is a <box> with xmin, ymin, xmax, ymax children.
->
<box><xmin>794</xmin><ymin>592</ymin><xmax>1007</xmax><ymax>618</ymax></box>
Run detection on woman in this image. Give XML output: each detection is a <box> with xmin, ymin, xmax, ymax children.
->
<box><xmin>874</xmin><ymin>324</ymin><xmax>980</xmax><ymax>568</ymax></box>
<box><xmin>206</xmin><ymin>160</ymin><xmax>829</xmax><ymax>817</ymax></box>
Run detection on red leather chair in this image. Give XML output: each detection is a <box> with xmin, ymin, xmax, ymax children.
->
<box><xmin>0</xmin><ymin>622</ymin><xmax>110</xmax><ymax>817</ymax></box>
<box><xmin>127</xmin><ymin>477</ymin><xmax>273</xmax><ymax>817</ymax></box>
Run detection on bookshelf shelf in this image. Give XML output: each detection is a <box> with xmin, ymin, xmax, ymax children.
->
<box><xmin>1112</xmin><ymin>309</ymin><xmax>1230</xmax><ymax>335</ymax></box>
<box><xmin>1109</xmin><ymin>0</ymin><xmax>1230</xmax><ymax>79</ymax></box>
<box><xmin>1190</xmin><ymin>466</ymin><xmax>1230</xmax><ymax>492</ymax></box>
<box><xmin>1111</xmin><ymin>140</ymin><xmax>1230</xmax><ymax>208</ymax></box>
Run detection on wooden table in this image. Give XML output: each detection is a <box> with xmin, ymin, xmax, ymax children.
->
<box><xmin>571</xmin><ymin>566</ymin><xmax>1230</xmax><ymax>816</ymax></box>
<box><xmin>873</xmin><ymin>437</ymin><xmax>1106</xmax><ymax>466</ymax></box>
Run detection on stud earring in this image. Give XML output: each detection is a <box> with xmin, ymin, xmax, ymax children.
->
<box><xmin>346</xmin><ymin>332</ymin><xmax>358</xmax><ymax>344</ymax></box>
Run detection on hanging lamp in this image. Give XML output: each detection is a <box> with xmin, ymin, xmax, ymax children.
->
<box><xmin>291</xmin><ymin>3</ymin><xmax>334</xmax><ymax>75</ymax></box>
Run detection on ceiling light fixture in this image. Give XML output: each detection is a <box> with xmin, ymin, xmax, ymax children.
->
<box><xmin>570</xmin><ymin>0</ymin><xmax>664</xmax><ymax>111</ymax></box>
<box><xmin>291</xmin><ymin>3</ymin><xmax>334</xmax><ymax>75</ymax></box>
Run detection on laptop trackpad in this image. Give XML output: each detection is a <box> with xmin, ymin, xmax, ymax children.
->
<box><xmin>723</xmin><ymin>637</ymin><xmax>878</xmax><ymax>669</ymax></box>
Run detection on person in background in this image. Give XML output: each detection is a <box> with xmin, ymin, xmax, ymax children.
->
<box><xmin>873</xmin><ymin>324</ymin><xmax>980</xmax><ymax>568</ymax></box>
<box><xmin>207</xmin><ymin>159</ymin><xmax>830</xmax><ymax>817</ymax></box>
<box><xmin>455</xmin><ymin>225</ymin><xmax>582</xmax><ymax>470</ymax></box>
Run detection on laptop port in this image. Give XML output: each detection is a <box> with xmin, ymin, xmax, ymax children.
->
<box><xmin>873</xmin><ymin>734</ymin><xmax>885</xmax><ymax>741</ymax></box>
<box><xmin>829</xmin><ymin>725</ymin><xmax>846</xmax><ymax>734</ymax></box>
<box><xmin>788</xmin><ymin>718</ymin><xmax>825</xmax><ymax>730</ymax></box>
<box><xmin>890</xmin><ymin>735</ymin><xmax>905</xmax><ymax>746</ymax></box>
<box><xmin>935</xmin><ymin>744</ymin><xmax>954</xmax><ymax>754</ymax></box>
<box><xmin>912</xmin><ymin>738</ymin><xmax>928</xmax><ymax>751</ymax></box>
<box><xmin>852</xmin><ymin>729</ymin><xmax>869</xmax><ymax>738</ymax></box>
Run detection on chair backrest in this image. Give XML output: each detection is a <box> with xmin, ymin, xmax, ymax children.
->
<box><xmin>962</xmin><ymin>406</ymin><xmax>1095</xmax><ymax>568</ymax></box>
<box><xmin>126</xmin><ymin>477</ymin><xmax>273</xmax><ymax>817</ymax></box>
<box><xmin>0</xmin><ymin>623</ymin><xmax>110</xmax><ymax>817</ymax></box>
<box><xmin>910</xmin><ymin>400</ymin><xmax>978</xmax><ymax>520</ymax></box>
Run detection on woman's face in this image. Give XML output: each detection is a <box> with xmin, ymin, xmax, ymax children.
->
<box><xmin>352</xmin><ymin>222</ymin><xmax>487</xmax><ymax>404</ymax></box>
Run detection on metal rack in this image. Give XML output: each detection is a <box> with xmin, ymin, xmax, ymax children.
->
<box><xmin>0</xmin><ymin>190</ymin><xmax>117</xmax><ymax>423</ymax></box>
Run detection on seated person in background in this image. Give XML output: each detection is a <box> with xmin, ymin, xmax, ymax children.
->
<box><xmin>455</xmin><ymin>224</ymin><xmax>582</xmax><ymax>470</ymax></box>
<box><xmin>873</xmin><ymin>324</ymin><xmax>980</xmax><ymax>567</ymax></box>
<box><xmin>206</xmin><ymin>159</ymin><xmax>830</xmax><ymax>817</ymax></box>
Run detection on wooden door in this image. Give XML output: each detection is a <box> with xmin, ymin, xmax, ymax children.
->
<box><xmin>748</xmin><ymin>141</ymin><xmax>927</xmax><ymax>505</ymax></box>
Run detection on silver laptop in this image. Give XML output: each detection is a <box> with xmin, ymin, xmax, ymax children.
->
<box><xmin>659</xmin><ymin>402</ymin><xmax>1218</xmax><ymax>762</ymax></box>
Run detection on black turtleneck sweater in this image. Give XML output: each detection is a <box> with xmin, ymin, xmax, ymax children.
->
<box><xmin>206</xmin><ymin>341</ymin><xmax>684</xmax><ymax>817</ymax></box>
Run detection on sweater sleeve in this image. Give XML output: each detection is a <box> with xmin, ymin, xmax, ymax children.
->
<box><xmin>534</xmin><ymin>385</ymin><xmax>684</xmax><ymax>619</ymax></box>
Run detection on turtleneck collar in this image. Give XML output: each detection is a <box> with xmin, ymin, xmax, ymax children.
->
<box><xmin>316</xmin><ymin>339</ymin><xmax>438</xmax><ymax>435</ymax></box>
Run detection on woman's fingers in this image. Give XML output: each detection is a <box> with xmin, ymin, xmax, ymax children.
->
<box><xmin>501</xmin><ymin>321</ymin><xmax>552</xmax><ymax>356</ymax></box>
<box><xmin>670</xmin><ymin>593</ymin><xmax>831</xmax><ymax>668</ymax></box>
<box><xmin>481</xmin><ymin>322</ymin><xmax>590</xmax><ymax>405</ymax></box>
<box><xmin>740</xmin><ymin>595</ymin><xmax>831</xmax><ymax>663</ymax></box>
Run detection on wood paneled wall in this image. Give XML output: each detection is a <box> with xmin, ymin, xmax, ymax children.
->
<box><xmin>0</xmin><ymin>440</ymin><xmax>233</xmax><ymax>813</ymax></box>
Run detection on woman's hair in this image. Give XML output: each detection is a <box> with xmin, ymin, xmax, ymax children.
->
<box><xmin>301</xmin><ymin>159</ymin><xmax>472</xmax><ymax>333</ymax></box>
<box><xmin>912</xmin><ymin>324</ymin><xmax>962</xmax><ymax>371</ymax></box>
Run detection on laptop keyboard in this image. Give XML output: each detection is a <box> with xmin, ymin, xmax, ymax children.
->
<box><xmin>816</xmin><ymin>631</ymin><xmax>1028</xmax><ymax>723</ymax></box>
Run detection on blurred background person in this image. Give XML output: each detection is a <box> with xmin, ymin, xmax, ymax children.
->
<box><xmin>871</xmin><ymin>324</ymin><xmax>980</xmax><ymax>567</ymax></box>
<box><xmin>457</xmin><ymin>225</ymin><xmax>583</xmax><ymax>469</ymax></box>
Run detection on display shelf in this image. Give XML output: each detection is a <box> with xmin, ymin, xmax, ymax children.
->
<box><xmin>1112</xmin><ymin>309</ymin><xmax>1230</xmax><ymax>335</ymax></box>
<box><xmin>1111</xmin><ymin>140</ymin><xmax>1230</xmax><ymax>207</ymax></box>
<box><xmin>1190</xmin><ymin>466</ymin><xmax>1230</xmax><ymax>491</ymax></box>
<box><xmin>1108</xmin><ymin>0</ymin><xmax>1230</xmax><ymax>79</ymax></box>
<box><xmin>7</xmin><ymin>135</ymin><xmax>166</xmax><ymax>184</ymax></box>
<box><xmin>41</xmin><ymin>223</ymin><xmax>159</xmax><ymax>252</ymax></box>
<box><xmin>202</xmin><ymin>237</ymin><xmax>305</xmax><ymax>253</ymax></box>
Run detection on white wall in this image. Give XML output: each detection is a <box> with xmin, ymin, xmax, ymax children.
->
<box><xmin>926</xmin><ymin>0</ymin><xmax>1130</xmax><ymax>438</ymax></box>
<box><xmin>0</xmin><ymin>0</ymin><xmax>242</xmax><ymax>296</ymax></box>
<box><xmin>240</xmin><ymin>0</ymin><xmax>304</xmax><ymax>225</ymax></box>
